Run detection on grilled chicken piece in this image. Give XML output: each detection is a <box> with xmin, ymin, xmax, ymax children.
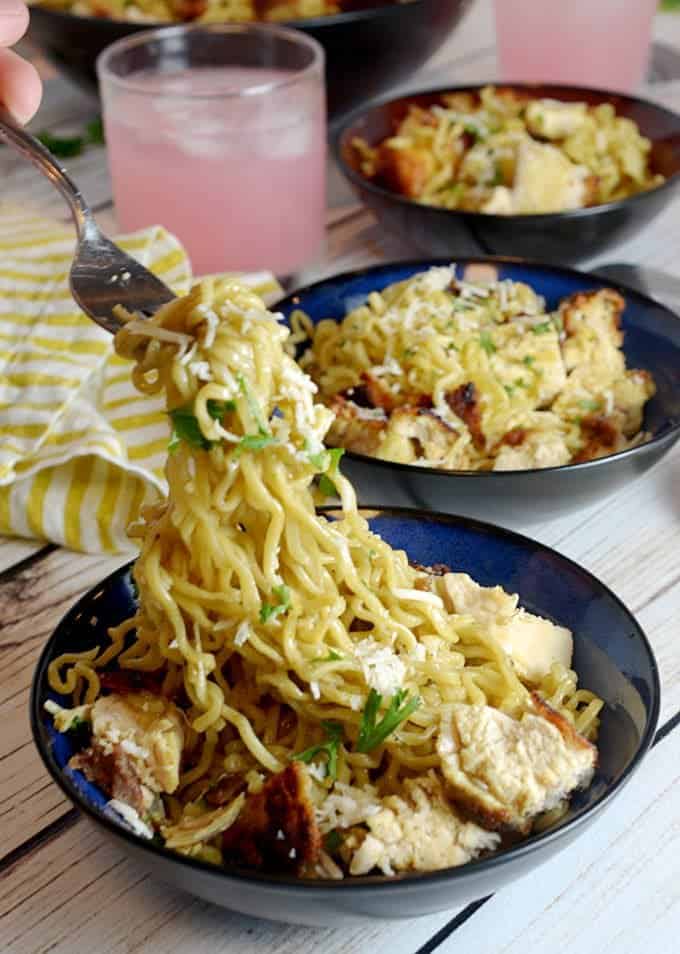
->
<box><xmin>68</xmin><ymin>691</ymin><xmax>184</xmax><ymax>815</ymax></box>
<box><xmin>341</xmin><ymin>774</ymin><xmax>500</xmax><ymax>876</ymax></box>
<box><xmin>437</xmin><ymin>698</ymin><xmax>596</xmax><ymax>833</ymax></box>
<box><xmin>492</xmin><ymin>428</ymin><xmax>571</xmax><ymax>471</ymax></box>
<box><xmin>377</xmin><ymin>407</ymin><xmax>466</xmax><ymax>467</ymax></box>
<box><xmin>525</xmin><ymin>99</ymin><xmax>588</xmax><ymax>140</ymax></box>
<box><xmin>481</xmin><ymin>138</ymin><xmax>590</xmax><ymax>214</ymax></box>
<box><xmin>440</xmin><ymin>572</ymin><xmax>573</xmax><ymax>682</ymax></box>
<box><xmin>559</xmin><ymin>288</ymin><xmax>625</xmax><ymax>375</ymax></box>
<box><xmin>573</xmin><ymin>413</ymin><xmax>626</xmax><ymax>463</ymax></box>
<box><xmin>326</xmin><ymin>396</ymin><xmax>386</xmax><ymax>456</ymax></box>
<box><xmin>445</xmin><ymin>382</ymin><xmax>485</xmax><ymax>450</ymax></box>
<box><xmin>612</xmin><ymin>369</ymin><xmax>655</xmax><ymax>436</ymax></box>
<box><xmin>221</xmin><ymin>762</ymin><xmax>321</xmax><ymax>874</ymax></box>
<box><xmin>377</xmin><ymin>143</ymin><xmax>436</xmax><ymax>199</ymax></box>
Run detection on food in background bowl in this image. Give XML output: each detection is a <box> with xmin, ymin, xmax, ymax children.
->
<box><xmin>31</xmin><ymin>0</ymin><xmax>400</xmax><ymax>22</ymax></box>
<box><xmin>42</xmin><ymin>278</ymin><xmax>603</xmax><ymax>881</ymax></box>
<box><xmin>351</xmin><ymin>85</ymin><xmax>664</xmax><ymax>214</ymax></box>
<box><xmin>293</xmin><ymin>264</ymin><xmax>655</xmax><ymax>471</ymax></box>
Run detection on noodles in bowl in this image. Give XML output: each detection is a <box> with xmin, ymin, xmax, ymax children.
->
<box><xmin>43</xmin><ymin>279</ymin><xmax>603</xmax><ymax>880</ymax></box>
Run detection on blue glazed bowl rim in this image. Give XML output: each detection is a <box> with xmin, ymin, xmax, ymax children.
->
<box><xmin>278</xmin><ymin>255</ymin><xmax>680</xmax><ymax>479</ymax></box>
<box><xmin>30</xmin><ymin>506</ymin><xmax>660</xmax><ymax>894</ymax></box>
<box><xmin>334</xmin><ymin>81</ymin><xmax>680</xmax><ymax>222</ymax></box>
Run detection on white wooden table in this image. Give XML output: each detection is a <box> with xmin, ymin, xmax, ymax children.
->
<box><xmin>2</xmin><ymin>2</ymin><xmax>680</xmax><ymax>951</ymax></box>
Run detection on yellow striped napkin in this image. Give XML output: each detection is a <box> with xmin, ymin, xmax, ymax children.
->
<box><xmin>0</xmin><ymin>206</ymin><xmax>281</xmax><ymax>554</ymax></box>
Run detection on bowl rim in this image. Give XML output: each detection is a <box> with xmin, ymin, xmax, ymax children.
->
<box><xmin>28</xmin><ymin>0</ymin><xmax>437</xmax><ymax>30</ymax></box>
<box><xmin>30</xmin><ymin>505</ymin><xmax>661</xmax><ymax>894</ymax></box>
<box><xmin>333</xmin><ymin>80</ymin><xmax>680</xmax><ymax>222</ymax></box>
<box><xmin>277</xmin><ymin>255</ymin><xmax>680</xmax><ymax>480</ymax></box>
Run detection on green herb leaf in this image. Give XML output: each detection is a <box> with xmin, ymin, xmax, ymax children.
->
<box><xmin>235</xmin><ymin>432</ymin><xmax>277</xmax><ymax>455</ymax></box>
<box><xmin>207</xmin><ymin>399</ymin><xmax>236</xmax><ymax>419</ymax></box>
<box><xmin>237</xmin><ymin>373</ymin><xmax>268</xmax><ymax>433</ymax></box>
<box><xmin>324</xmin><ymin>829</ymin><xmax>344</xmax><ymax>854</ymax></box>
<box><xmin>491</xmin><ymin>162</ymin><xmax>504</xmax><ymax>187</ymax></box>
<box><xmin>479</xmin><ymin>331</ymin><xmax>496</xmax><ymax>355</ymax></box>
<box><xmin>168</xmin><ymin>404</ymin><xmax>214</xmax><ymax>451</ymax></box>
<box><xmin>523</xmin><ymin>355</ymin><xmax>536</xmax><ymax>367</ymax></box>
<box><xmin>504</xmin><ymin>384</ymin><xmax>515</xmax><ymax>396</ymax></box>
<box><xmin>531</xmin><ymin>322</ymin><xmax>553</xmax><ymax>335</ymax></box>
<box><xmin>86</xmin><ymin>116</ymin><xmax>105</xmax><ymax>145</ymax></box>
<box><xmin>514</xmin><ymin>378</ymin><xmax>526</xmax><ymax>389</ymax></box>
<box><xmin>356</xmin><ymin>688</ymin><xmax>420</xmax><ymax>753</ymax></box>
<box><xmin>553</xmin><ymin>314</ymin><xmax>564</xmax><ymax>333</ymax></box>
<box><xmin>579</xmin><ymin>398</ymin><xmax>601</xmax><ymax>412</ymax></box>
<box><xmin>293</xmin><ymin>720</ymin><xmax>343</xmax><ymax>780</ymax></box>
<box><xmin>312</xmin><ymin>649</ymin><xmax>344</xmax><ymax>664</ymax></box>
<box><xmin>68</xmin><ymin>715</ymin><xmax>87</xmax><ymax>731</ymax></box>
<box><xmin>259</xmin><ymin>583</ymin><xmax>291</xmax><ymax>623</ymax></box>
<box><xmin>318</xmin><ymin>474</ymin><xmax>338</xmax><ymax>498</ymax></box>
<box><xmin>37</xmin><ymin>131</ymin><xmax>84</xmax><ymax>158</ymax></box>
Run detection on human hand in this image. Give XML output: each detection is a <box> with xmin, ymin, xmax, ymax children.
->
<box><xmin>0</xmin><ymin>0</ymin><xmax>41</xmax><ymax>123</ymax></box>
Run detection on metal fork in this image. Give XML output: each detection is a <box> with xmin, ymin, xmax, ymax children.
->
<box><xmin>0</xmin><ymin>105</ymin><xmax>176</xmax><ymax>335</ymax></box>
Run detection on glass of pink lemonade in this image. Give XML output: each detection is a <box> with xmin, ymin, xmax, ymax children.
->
<box><xmin>97</xmin><ymin>25</ymin><xmax>326</xmax><ymax>277</ymax></box>
<box><xmin>494</xmin><ymin>0</ymin><xmax>658</xmax><ymax>93</ymax></box>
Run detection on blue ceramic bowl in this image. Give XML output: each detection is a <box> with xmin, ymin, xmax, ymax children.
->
<box><xmin>334</xmin><ymin>83</ymin><xmax>680</xmax><ymax>263</ymax></box>
<box><xmin>279</xmin><ymin>258</ymin><xmax>680</xmax><ymax>529</ymax></box>
<box><xmin>31</xmin><ymin>508</ymin><xmax>659</xmax><ymax>926</ymax></box>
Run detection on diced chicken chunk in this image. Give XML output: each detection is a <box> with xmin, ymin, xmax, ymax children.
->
<box><xmin>89</xmin><ymin>691</ymin><xmax>184</xmax><ymax>793</ymax></box>
<box><xmin>326</xmin><ymin>396</ymin><xmax>386</xmax><ymax>456</ymax></box>
<box><xmin>437</xmin><ymin>699</ymin><xmax>596</xmax><ymax>833</ymax></box>
<box><xmin>493</xmin><ymin>428</ymin><xmax>571</xmax><ymax>471</ymax></box>
<box><xmin>482</xmin><ymin>138</ymin><xmax>590</xmax><ymax>214</ymax></box>
<box><xmin>378</xmin><ymin>143</ymin><xmax>436</xmax><ymax>199</ymax></box>
<box><xmin>525</xmin><ymin>99</ymin><xmax>588</xmax><ymax>140</ymax></box>
<box><xmin>559</xmin><ymin>288</ymin><xmax>625</xmax><ymax>376</ymax></box>
<box><xmin>221</xmin><ymin>762</ymin><xmax>321</xmax><ymax>874</ymax></box>
<box><xmin>377</xmin><ymin>407</ymin><xmax>468</xmax><ymax>467</ymax></box>
<box><xmin>494</xmin><ymin>610</ymin><xmax>573</xmax><ymax>683</ymax></box>
<box><xmin>342</xmin><ymin>775</ymin><xmax>500</xmax><ymax>876</ymax></box>
<box><xmin>440</xmin><ymin>573</ymin><xmax>572</xmax><ymax>680</ymax></box>
<box><xmin>612</xmin><ymin>369</ymin><xmax>655</xmax><ymax>436</ymax></box>
<box><xmin>440</xmin><ymin>572</ymin><xmax>518</xmax><ymax>622</ymax></box>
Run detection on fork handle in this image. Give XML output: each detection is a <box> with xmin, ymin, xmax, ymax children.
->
<box><xmin>0</xmin><ymin>104</ymin><xmax>95</xmax><ymax>239</ymax></box>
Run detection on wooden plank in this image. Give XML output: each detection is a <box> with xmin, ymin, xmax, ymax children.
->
<box><xmin>0</xmin><ymin>537</ymin><xmax>47</xmax><ymax>575</ymax></box>
<box><xmin>0</xmin><ymin>548</ymin><xmax>127</xmax><ymax>859</ymax></box>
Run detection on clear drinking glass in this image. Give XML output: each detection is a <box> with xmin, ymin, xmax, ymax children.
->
<box><xmin>97</xmin><ymin>24</ymin><xmax>326</xmax><ymax>277</ymax></box>
<box><xmin>494</xmin><ymin>0</ymin><xmax>658</xmax><ymax>93</ymax></box>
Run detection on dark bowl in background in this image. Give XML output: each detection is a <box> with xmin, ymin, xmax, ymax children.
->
<box><xmin>31</xmin><ymin>507</ymin><xmax>659</xmax><ymax>925</ymax></box>
<box><xmin>334</xmin><ymin>83</ymin><xmax>680</xmax><ymax>262</ymax></box>
<box><xmin>278</xmin><ymin>258</ymin><xmax>680</xmax><ymax>529</ymax></box>
<box><xmin>28</xmin><ymin>0</ymin><xmax>473</xmax><ymax>123</ymax></box>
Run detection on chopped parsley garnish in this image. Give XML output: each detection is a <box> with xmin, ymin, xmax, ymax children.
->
<box><xmin>514</xmin><ymin>378</ymin><xmax>527</xmax><ymax>388</ymax></box>
<box><xmin>531</xmin><ymin>321</ymin><xmax>553</xmax><ymax>335</ymax></box>
<box><xmin>403</xmin><ymin>347</ymin><xmax>417</xmax><ymax>359</ymax></box>
<box><xmin>491</xmin><ymin>162</ymin><xmax>504</xmax><ymax>187</ymax></box>
<box><xmin>479</xmin><ymin>331</ymin><xmax>496</xmax><ymax>355</ymax></box>
<box><xmin>259</xmin><ymin>583</ymin><xmax>291</xmax><ymax>623</ymax></box>
<box><xmin>68</xmin><ymin>715</ymin><xmax>87</xmax><ymax>731</ymax></box>
<box><xmin>308</xmin><ymin>444</ymin><xmax>344</xmax><ymax>474</ymax></box>
<box><xmin>579</xmin><ymin>398</ymin><xmax>601</xmax><ymax>412</ymax></box>
<box><xmin>553</xmin><ymin>314</ymin><xmax>564</xmax><ymax>333</ymax></box>
<box><xmin>446</xmin><ymin>341</ymin><xmax>459</xmax><ymax>352</ymax></box>
<box><xmin>324</xmin><ymin>829</ymin><xmax>345</xmax><ymax>853</ymax></box>
<box><xmin>168</xmin><ymin>399</ymin><xmax>237</xmax><ymax>452</ymax></box>
<box><xmin>37</xmin><ymin>116</ymin><xmax>106</xmax><ymax>158</ymax></box>
<box><xmin>504</xmin><ymin>384</ymin><xmax>515</xmax><ymax>396</ymax></box>
<box><xmin>293</xmin><ymin>720</ymin><xmax>343</xmax><ymax>780</ymax></box>
<box><xmin>233</xmin><ymin>374</ymin><xmax>276</xmax><ymax>456</ymax></box>
<box><xmin>86</xmin><ymin>116</ymin><xmax>106</xmax><ymax>145</ymax></box>
<box><xmin>318</xmin><ymin>474</ymin><xmax>339</xmax><ymax>498</ymax></box>
<box><xmin>312</xmin><ymin>649</ymin><xmax>344</xmax><ymax>664</ymax></box>
<box><xmin>356</xmin><ymin>688</ymin><xmax>420</xmax><ymax>753</ymax></box>
<box><xmin>523</xmin><ymin>355</ymin><xmax>536</xmax><ymax>367</ymax></box>
<box><xmin>168</xmin><ymin>404</ymin><xmax>213</xmax><ymax>451</ymax></box>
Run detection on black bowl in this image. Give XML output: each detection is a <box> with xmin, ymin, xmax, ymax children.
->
<box><xmin>31</xmin><ymin>507</ymin><xmax>659</xmax><ymax>925</ymax></box>
<box><xmin>28</xmin><ymin>0</ymin><xmax>473</xmax><ymax>123</ymax></box>
<box><xmin>278</xmin><ymin>258</ymin><xmax>680</xmax><ymax>529</ymax></box>
<box><xmin>334</xmin><ymin>83</ymin><xmax>680</xmax><ymax>262</ymax></box>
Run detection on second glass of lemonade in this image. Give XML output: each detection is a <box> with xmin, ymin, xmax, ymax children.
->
<box><xmin>98</xmin><ymin>24</ymin><xmax>326</xmax><ymax>277</ymax></box>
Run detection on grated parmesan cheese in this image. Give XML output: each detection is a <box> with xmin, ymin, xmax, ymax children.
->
<box><xmin>355</xmin><ymin>637</ymin><xmax>406</xmax><ymax>697</ymax></box>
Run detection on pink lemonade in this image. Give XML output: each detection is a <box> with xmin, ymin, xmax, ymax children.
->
<box><xmin>103</xmin><ymin>67</ymin><xmax>326</xmax><ymax>276</ymax></box>
<box><xmin>494</xmin><ymin>0</ymin><xmax>658</xmax><ymax>93</ymax></box>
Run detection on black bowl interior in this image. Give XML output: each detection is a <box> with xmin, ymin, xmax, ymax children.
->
<box><xmin>338</xmin><ymin>82</ymin><xmax>680</xmax><ymax>204</ymax></box>
<box><xmin>279</xmin><ymin>257</ymin><xmax>680</xmax><ymax>477</ymax></box>
<box><xmin>31</xmin><ymin>508</ymin><xmax>659</xmax><ymax>895</ymax></box>
<box><xmin>28</xmin><ymin>0</ymin><xmax>473</xmax><ymax>122</ymax></box>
